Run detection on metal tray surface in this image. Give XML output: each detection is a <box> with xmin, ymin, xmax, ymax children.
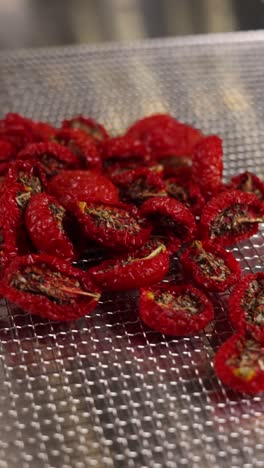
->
<box><xmin>0</xmin><ymin>31</ymin><xmax>264</xmax><ymax>468</ymax></box>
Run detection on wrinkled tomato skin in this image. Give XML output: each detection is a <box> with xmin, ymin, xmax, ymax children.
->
<box><xmin>0</xmin><ymin>215</ymin><xmax>18</xmax><ymax>278</ymax></box>
<box><xmin>0</xmin><ymin>182</ymin><xmax>31</xmax><ymax>255</ymax></box>
<box><xmin>229</xmin><ymin>273</ymin><xmax>264</xmax><ymax>344</ymax></box>
<box><xmin>17</xmin><ymin>142</ymin><xmax>81</xmax><ymax>178</ymax></box>
<box><xmin>1</xmin><ymin>113</ymin><xmax>57</xmax><ymax>141</ymax></box>
<box><xmin>125</xmin><ymin>114</ymin><xmax>202</xmax><ymax>158</ymax></box>
<box><xmin>140</xmin><ymin>196</ymin><xmax>197</xmax><ymax>243</ymax></box>
<box><xmin>181</xmin><ymin>240</ymin><xmax>241</xmax><ymax>292</ymax></box>
<box><xmin>26</xmin><ymin>193</ymin><xmax>75</xmax><ymax>261</ymax></box>
<box><xmin>192</xmin><ymin>135</ymin><xmax>223</xmax><ymax>198</ymax></box>
<box><xmin>200</xmin><ymin>190</ymin><xmax>262</xmax><ymax>246</ymax></box>
<box><xmin>90</xmin><ymin>242</ymin><xmax>169</xmax><ymax>291</ymax></box>
<box><xmin>230</xmin><ymin>171</ymin><xmax>264</xmax><ymax>202</ymax></box>
<box><xmin>48</xmin><ymin>170</ymin><xmax>119</xmax><ymax>210</ymax></box>
<box><xmin>6</xmin><ymin>159</ymin><xmax>47</xmax><ymax>190</ymax></box>
<box><xmin>75</xmin><ymin>201</ymin><xmax>152</xmax><ymax>251</ymax></box>
<box><xmin>214</xmin><ymin>333</ymin><xmax>264</xmax><ymax>394</ymax></box>
<box><xmin>139</xmin><ymin>283</ymin><xmax>213</xmax><ymax>336</ymax></box>
<box><xmin>165</xmin><ymin>177</ymin><xmax>205</xmax><ymax>216</ymax></box>
<box><xmin>54</xmin><ymin>128</ymin><xmax>102</xmax><ymax>171</ymax></box>
<box><xmin>112</xmin><ymin>167</ymin><xmax>166</xmax><ymax>205</ymax></box>
<box><xmin>0</xmin><ymin>254</ymin><xmax>101</xmax><ymax>321</ymax></box>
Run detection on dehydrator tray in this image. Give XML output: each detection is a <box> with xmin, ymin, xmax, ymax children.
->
<box><xmin>0</xmin><ymin>31</ymin><xmax>264</xmax><ymax>468</ymax></box>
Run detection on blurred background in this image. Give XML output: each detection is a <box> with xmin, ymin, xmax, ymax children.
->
<box><xmin>0</xmin><ymin>0</ymin><xmax>263</xmax><ymax>49</ymax></box>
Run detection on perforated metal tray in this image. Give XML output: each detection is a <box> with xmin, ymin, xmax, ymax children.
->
<box><xmin>0</xmin><ymin>31</ymin><xmax>264</xmax><ymax>468</ymax></box>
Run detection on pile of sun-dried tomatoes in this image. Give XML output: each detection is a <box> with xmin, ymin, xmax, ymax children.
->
<box><xmin>0</xmin><ymin>112</ymin><xmax>263</xmax><ymax>394</ymax></box>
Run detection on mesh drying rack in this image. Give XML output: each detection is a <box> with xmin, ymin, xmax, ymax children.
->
<box><xmin>0</xmin><ymin>31</ymin><xmax>264</xmax><ymax>468</ymax></box>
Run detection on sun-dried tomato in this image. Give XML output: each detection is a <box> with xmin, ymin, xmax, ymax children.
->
<box><xmin>0</xmin><ymin>254</ymin><xmax>101</xmax><ymax>321</ymax></box>
<box><xmin>48</xmin><ymin>170</ymin><xmax>119</xmax><ymax>211</ymax></box>
<box><xmin>0</xmin><ymin>216</ymin><xmax>18</xmax><ymax>277</ymax></box>
<box><xmin>112</xmin><ymin>167</ymin><xmax>167</xmax><ymax>205</ymax></box>
<box><xmin>139</xmin><ymin>283</ymin><xmax>213</xmax><ymax>336</ymax></box>
<box><xmin>230</xmin><ymin>172</ymin><xmax>264</xmax><ymax>202</ymax></box>
<box><xmin>0</xmin><ymin>125</ymin><xmax>36</xmax><ymax>151</ymax></box>
<box><xmin>151</xmin><ymin>234</ymin><xmax>181</xmax><ymax>256</ymax></box>
<box><xmin>54</xmin><ymin>129</ymin><xmax>102</xmax><ymax>170</ymax></box>
<box><xmin>181</xmin><ymin>240</ymin><xmax>241</xmax><ymax>292</ymax></box>
<box><xmin>26</xmin><ymin>193</ymin><xmax>75</xmax><ymax>261</ymax></box>
<box><xmin>0</xmin><ymin>140</ymin><xmax>16</xmax><ymax>162</ymax></box>
<box><xmin>192</xmin><ymin>135</ymin><xmax>223</xmax><ymax>198</ymax></box>
<box><xmin>1</xmin><ymin>169</ymin><xmax>43</xmax><ymax>214</ymax></box>
<box><xmin>165</xmin><ymin>178</ymin><xmax>205</xmax><ymax>215</ymax></box>
<box><xmin>0</xmin><ymin>162</ymin><xmax>44</xmax><ymax>253</ymax></box>
<box><xmin>32</xmin><ymin>121</ymin><xmax>57</xmax><ymax>141</ymax></box>
<box><xmin>0</xmin><ymin>183</ymin><xmax>33</xmax><ymax>255</ymax></box>
<box><xmin>2</xmin><ymin>113</ymin><xmax>57</xmax><ymax>142</ymax></box>
<box><xmin>127</xmin><ymin>115</ymin><xmax>202</xmax><ymax>159</ymax></box>
<box><xmin>90</xmin><ymin>239</ymin><xmax>169</xmax><ymax>291</ymax></box>
<box><xmin>102</xmin><ymin>135</ymin><xmax>150</xmax><ymax>167</ymax></box>
<box><xmin>6</xmin><ymin>159</ymin><xmax>47</xmax><ymax>191</ymax></box>
<box><xmin>214</xmin><ymin>332</ymin><xmax>264</xmax><ymax>394</ymax></box>
<box><xmin>2</xmin><ymin>113</ymin><xmax>33</xmax><ymax>129</ymax></box>
<box><xmin>126</xmin><ymin>114</ymin><xmax>178</xmax><ymax>140</ymax></box>
<box><xmin>200</xmin><ymin>190</ymin><xmax>263</xmax><ymax>246</ymax></box>
<box><xmin>140</xmin><ymin>196</ymin><xmax>197</xmax><ymax>243</ymax></box>
<box><xmin>229</xmin><ymin>273</ymin><xmax>264</xmax><ymax>344</ymax></box>
<box><xmin>62</xmin><ymin>116</ymin><xmax>109</xmax><ymax>143</ymax></box>
<box><xmin>17</xmin><ymin>142</ymin><xmax>81</xmax><ymax>178</ymax></box>
<box><xmin>76</xmin><ymin>201</ymin><xmax>151</xmax><ymax>250</ymax></box>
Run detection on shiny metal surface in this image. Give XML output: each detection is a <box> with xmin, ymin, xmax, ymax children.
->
<box><xmin>0</xmin><ymin>31</ymin><xmax>264</xmax><ymax>467</ymax></box>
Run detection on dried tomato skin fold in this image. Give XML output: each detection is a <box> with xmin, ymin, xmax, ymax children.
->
<box><xmin>90</xmin><ymin>240</ymin><xmax>169</xmax><ymax>291</ymax></box>
<box><xmin>112</xmin><ymin>167</ymin><xmax>166</xmax><ymax>205</ymax></box>
<box><xmin>192</xmin><ymin>135</ymin><xmax>223</xmax><ymax>198</ymax></box>
<box><xmin>48</xmin><ymin>170</ymin><xmax>119</xmax><ymax>211</ymax></box>
<box><xmin>165</xmin><ymin>178</ymin><xmax>205</xmax><ymax>216</ymax></box>
<box><xmin>229</xmin><ymin>273</ymin><xmax>264</xmax><ymax>344</ymax></box>
<box><xmin>139</xmin><ymin>283</ymin><xmax>214</xmax><ymax>336</ymax></box>
<box><xmin>230</xmin><ymin>171</ymin><xmax>264</xmax><ymax>202</ymax></box>
<box><xmin>145</xmin><ymin>123</ymin><xmax>202</xmax><ymax>160</ymax></box>
<box><xmin>140</xmin><ymin>196</ymin><xmax>197</xmax><ymax>243</ymax></box>
<box><xmin>214</xmin><ymin>332</ymin><xmax>264</xmax><ymax>394</ymax></box>
<box><xmin>25</xmin><ymin>193</ymin><xmax>75</xmax><ymax>261</ymax></box>
<box><xmin>17</xmin><ymin>142</ymin><xmax>81</xmax><ymax>178</ymax></box>
<box><xmin>200</xmin><ymin>190</ymin><xmax>262</xmax><ymax>246</ymax></box>
<box><xmin>0</xmin><ymin>254</ymin><xmax>101</xmax><ymax>321</ymax></box>
<box><xmin>6</xmin><ymin>159</ymin><xmax>47</xmax><ymax>191</ymax></box>
<box><xmin>62</xmin><ymin>116</ymin><xmax>109</xmax><ymax>143</ymax></box>
<box><xmin>55</xmin><ymin>129</ymin><xmax>102</xmax><ymax>171</ymax></box>
<box><xmin>181</xmin><ymin>240</ymin><xmax>241</xmax><ymax>292</ymax></box>
<box><xmin>76</xmin><ymin>201</ymin><xmax>152</xmax><ymax>251</ymax></box>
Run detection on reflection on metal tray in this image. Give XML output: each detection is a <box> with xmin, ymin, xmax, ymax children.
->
<box><xmin>0</xmin><ymin>31</ymin><xmax>264</xmax><ymax>468</ymax></box>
